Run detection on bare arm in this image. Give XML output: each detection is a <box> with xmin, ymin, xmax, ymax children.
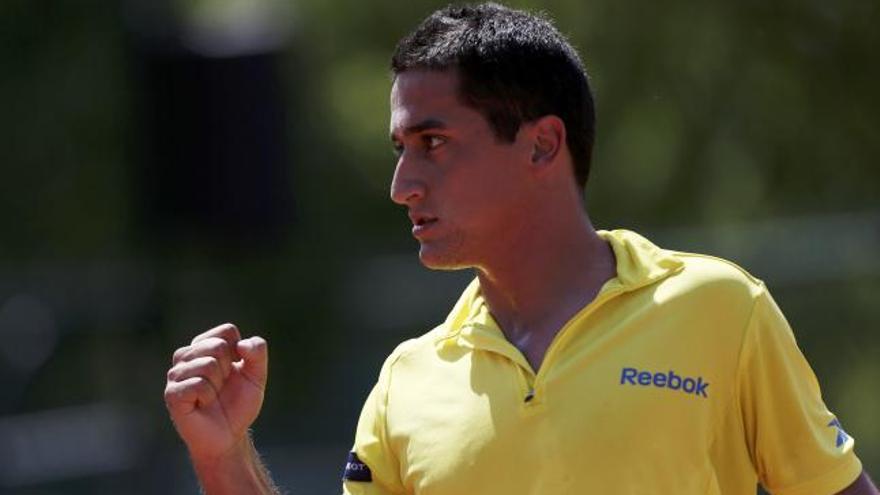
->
<box><xmin>193</xmin><ymin>432</ymin><xmax>282</xmax><ymax>495</ymax></box>
<box><xmin>164</xmin><ymin>323</ymin><xmax>281</xmax><ymax>495</ymax></box>
<box><xmin>836</xmin><ymin>471</ymin><xmax>879</xmax><ymax>495</ymax></box>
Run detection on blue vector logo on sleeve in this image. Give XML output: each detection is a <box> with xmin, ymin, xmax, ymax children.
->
<box><xmin>342</xmin><ymin>451</ymin><xmax>373</xmax><ymax>482</ymax></box>
<box><xmin>828</xmin><ymin>418</ymin><xmax>850</xmax><ymax>448</ymax></box>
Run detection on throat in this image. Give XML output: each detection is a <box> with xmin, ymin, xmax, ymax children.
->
<box><xmin>489</xmin><ymin>273</ymin><xmax>613</xmax><ymax>373</ymax></box>
<box><xmin>504</xmin><ymin>319</ymin><xmax>571</xmax><ymax>373</ymax></box>
<box><xmin>477</xmin><ymin>229</ymin><xmax>618</xmax><ymax>372</ymax></box>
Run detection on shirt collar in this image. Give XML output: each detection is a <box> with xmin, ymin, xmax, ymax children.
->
<box><xmin>434</xmin><ymin>229</ymin><xmax>684</xmax><ymax>347</ymax></box>
<box><xmin>599</xmin><ymin>229</ymin><xmax>684</xmax><ymax>290</ymax></box>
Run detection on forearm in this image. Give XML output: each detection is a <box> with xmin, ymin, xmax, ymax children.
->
<box><xmin>192</xmin><ymin>432</ymin><xmax>282</xmax><ymax>495</ymax></box>
<box><xmin>837</xmin><ymin>471</ymin><xmax>879</xmax><ymax>495</ymax></box>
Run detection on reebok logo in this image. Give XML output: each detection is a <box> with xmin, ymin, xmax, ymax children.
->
<box><xmin>620</xmin><ymin>367</ymin><xmax>709</xmax><ymax>398</ymax></box>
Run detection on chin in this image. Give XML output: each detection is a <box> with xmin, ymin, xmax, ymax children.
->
<box><xmin>417</xmin><ymin>244</ymin><xmax>472</xmax><ymax>271</ymax></box>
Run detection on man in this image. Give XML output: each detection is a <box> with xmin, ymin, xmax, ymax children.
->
<box><xmin>164</xmin><ymin>3</ymin><xmax>877</xmax><ymax>494</ymax></box>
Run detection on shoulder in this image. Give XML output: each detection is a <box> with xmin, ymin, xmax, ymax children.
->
<box><xmin>665</xmin><ymin>250</ymin><xmax>767</xmax><ymax>301</ymax></box>
<box><xmin>602</xmin><ymin>229</ymin><xmax>766</xmax><ymax>305</ymax></box>
<box><xmin>377</xmin><ymin>324</ymin><xmax>449</xmax><ymax>376</ymax></box>
<box><xmin>640</xmin><ymin>249</ymin><xmax>770</xmax><ymax>332</ymax></box>
<box><xmin>378</xmin><ymin>277</ymin><xmax>481</xmax><ymax>375</ymax></box>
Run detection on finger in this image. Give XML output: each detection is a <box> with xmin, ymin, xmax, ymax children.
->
<box><xmin>192</xmin><ymin>323</ymin><xmax>242</xmax><ymax>350</ymax></box>
<box><xmin>172</xmin><ymin>337</ymin><xmax>234</xmax><ymax>379</ymax></box>
<box><xmin>167</xmin><ymin>356</ymin><xmax>226</xmax><ymax>394</ymax></box>
<box><xmin>172</xmin><ymin>345</ymin><xmax>188</xmax><ymax>365</ymax></box>
<box><xmin>164</xmin><ymin>376</ymin><xmax>219</xmax><ymax>415</ymax></box>
<box><xmin>172</xmin><ymin>323</ymin><xmax>241</xmax><ymax>366</ymax></box>
<box><xmin>235</xmin><ymin>336</ymin><xmax>269</xmax><ymax>389</ymax></box>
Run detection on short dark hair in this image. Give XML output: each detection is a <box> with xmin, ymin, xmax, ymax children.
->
<box><xmin>391</xmin><ymin>2</ymin><xmax>596</xmax><ymax>189</ymax></box>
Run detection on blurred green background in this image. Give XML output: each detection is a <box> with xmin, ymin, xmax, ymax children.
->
<box><xmin>0</xmin><ymin>0</ymin><xmax>877</xmax><ymax>493</ymax></box>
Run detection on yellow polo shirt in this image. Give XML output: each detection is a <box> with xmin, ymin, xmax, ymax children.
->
<box><xmin>343</xmin><ymin>230</ymin><xmax>862</xmax><ymax>495</ymax></box>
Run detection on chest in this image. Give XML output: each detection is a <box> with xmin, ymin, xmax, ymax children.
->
<box><xmin>385</xmin><ymin>303</ymin><xmax>743</xmax><ymax>494</ymax></box>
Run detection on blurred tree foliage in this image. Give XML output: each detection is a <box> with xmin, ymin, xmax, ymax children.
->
<box><xmin>0</xmin><ymin>0</ymin><xmax>877</xmax><ymax>492</ymax></box>
<box><xmin>1</xmin><ymin>0</ymin><xmax>877</xmax><ymax>253</ymax></box>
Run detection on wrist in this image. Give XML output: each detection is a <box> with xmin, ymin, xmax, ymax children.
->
<box><xmin>192</xmin><ymin>434</ymin><xmax>268</xmax><ymax>495</ymax></box>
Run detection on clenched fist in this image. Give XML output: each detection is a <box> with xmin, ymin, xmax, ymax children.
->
<box><xmin>164</xmin><ymin>323</ymin><xmax>268</xmax><ymax>463</ymax></box>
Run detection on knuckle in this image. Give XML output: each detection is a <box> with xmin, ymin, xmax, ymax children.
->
<box><xmin>205</xmin><ymin>356</ymin><xmax>221</xmax><ymax>373</ymax></box>
<box><xmin>209</xmin><ymin>338</ymin><xmax>229</xmax><ymax>353</ymax></box>
<box><xmin>163</xmin><ymin>383</ymin><xmax>180</xmax><ymax>402</ymax></box>
<box><xmin>172</xmin><ymin>346</ymin><xmax>189</xmax><ymax>363</ymax></box>
<box><xmin>187</xmin><ymin>338</ymin><xmax>224</xmax><ymax>359</ymax></box>
<box><xmin>219</xmin><ymin>323</ymin><xmax>242</xmax><ymax>342</ymax></box>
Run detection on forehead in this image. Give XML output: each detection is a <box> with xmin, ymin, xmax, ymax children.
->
<box><xmin>389</xmin><ymin>69</ymin><xmax>476</xmax><ymax>135</ymax></box>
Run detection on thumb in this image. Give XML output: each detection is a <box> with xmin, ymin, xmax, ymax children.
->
<box><xmin>236</xmin><ymin>336</ymin><xmax>268</xmax><ymax>388</ymax></box>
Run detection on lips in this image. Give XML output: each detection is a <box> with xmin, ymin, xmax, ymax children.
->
<box><xmin>409</xmin><ymin>213</ymin><xmax>439</xmax><ymax>238</ymax></box>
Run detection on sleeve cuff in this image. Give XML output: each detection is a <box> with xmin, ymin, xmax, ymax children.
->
<box><xmin>769</xmin><ymin>455</ymin><xmax>863</xmax><ymax>495</ymax></box>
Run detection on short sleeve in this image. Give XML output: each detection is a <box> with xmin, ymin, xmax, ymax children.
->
<box><xmin>738</xmin><ymin>286</ymin><xmax>862</xmax><ymax>495</ymax></box>
<box><xmin>343</xmin><ymin>351</ymin><xmax>406</xmax><ymax>495</ymax></box>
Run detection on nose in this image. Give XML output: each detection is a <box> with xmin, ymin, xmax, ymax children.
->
<box><xmin>389</xmin><ymin>153</ymin><xmax>426</xmax><ymax>205</ymax></box>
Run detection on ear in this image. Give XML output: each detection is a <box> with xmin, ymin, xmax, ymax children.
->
<box><xmin>530</xmin><ymin>115</ymin><xmax>566</xmax><ymax>167</ymax></box>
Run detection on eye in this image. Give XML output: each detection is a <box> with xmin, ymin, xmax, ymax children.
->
<box><xmin>391</xmin><ymin>141</ymin><xmax>404</xmax><ymax>157</ymax></box>
<box><xmin>424</xmin><ymin>135</ymin><xmax>447</xmax><ymax>150</ymax></box>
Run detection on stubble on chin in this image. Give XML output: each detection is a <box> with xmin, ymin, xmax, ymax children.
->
<box><xmin>417</xmin><ymin>231</ymin><xmax>470</xmax><ymax>271</ymax></box>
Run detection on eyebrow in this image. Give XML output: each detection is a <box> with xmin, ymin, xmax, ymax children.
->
<box><xmin>390</xmin><ymin>118</ymin><xmax>448</xmax><ymax>141</ymax></box>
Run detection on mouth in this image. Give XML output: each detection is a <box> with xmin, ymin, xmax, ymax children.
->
<box><xmin>410</xmin><ymin>215</ymin><xmax>439</xmax><ymax>237</ymax></box>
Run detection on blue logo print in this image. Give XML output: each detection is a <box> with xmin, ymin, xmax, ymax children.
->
<box><xmin>828</xmin><ymin>418</ymin><xmax>850</xmax><ymax>448</ymax></box>
<box><xmin>342</xmin><ymin>452</ymin><xmax>372</xmax><ymax>482</ymax></box>
<box><xmin>620</xmin><ymin>367</ymin><xmax>709</xmax><ymax>398</ymax></box>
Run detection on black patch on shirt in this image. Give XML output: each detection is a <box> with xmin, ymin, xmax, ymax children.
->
<box><xmin>342</xmin><ymin>451</ymin><xmax>372</xmax><ymax>482</ymax></box>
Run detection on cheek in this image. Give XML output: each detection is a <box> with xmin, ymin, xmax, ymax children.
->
<box><xmin>456</xmin><ymin>183</ymin><xmax>524</xmax><ymax>232</ymax></box>
<box><xmin>439</xmin><ymin>144</ymin><xmax>530</xmax><ymax>218</ymax></box>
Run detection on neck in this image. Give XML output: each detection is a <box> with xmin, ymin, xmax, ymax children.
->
<box><xmin>476</xmin><ymin>209</ymin><xmax>616</xmax><ymax>366</ymax></box>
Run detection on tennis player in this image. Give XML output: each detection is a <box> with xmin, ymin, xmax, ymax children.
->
<box><xmin>164</xmin><ymin>3</ymin><xmax>877</xmax><ymax>494</ymax></box>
